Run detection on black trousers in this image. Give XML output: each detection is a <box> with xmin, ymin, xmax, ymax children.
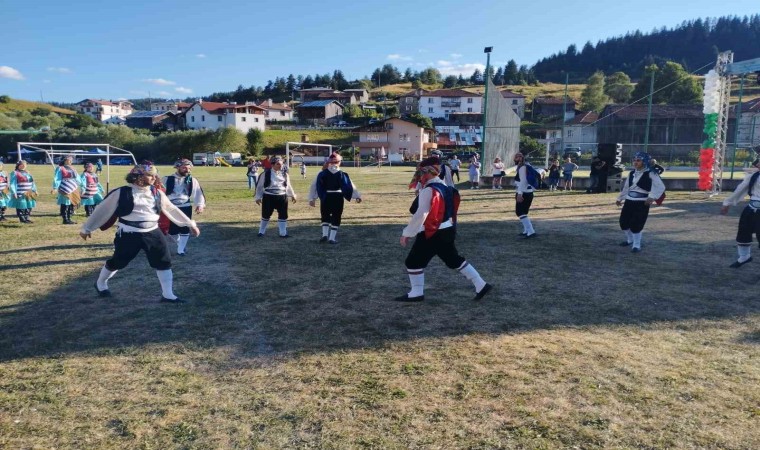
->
<box><xmin>169</xmin><ymin>206</ymin><xmax>192</xmax><ymax>235</ymax></box>
<box><xmin>451</xmin><ymin>169</ymin><xmax>460</xmax><ymax>181</ymax></box>
<box><xmin>262</xmin><ymin>194</ymin><xmax>288</xmax><ymax>220</ymax></box>
<box><xmin>736</xmin><ymin>206</ymin><xmax>760</xmax><ymax>245</ymax></box>
<box><xmin>405</xmin><ymin>227</ymin><xmax>466</xmax><ymax>270</ymax></box>
<box><xmin>619</xmin><ymin>200</ymin><xmax>650</xmax><ymax>233</ymax></box>
<box><xmin>320</xmin><ymin>193</ymin><xmax>345</xmax><ymax>226</ymax></box>
<box><xmin>515</xmin><ymin>192</ymin><xmax>534</xmax><ymax>217</ymax></box>
<box><xmin>106</xmin><ymin>228</ymin><xmax>172</xmax><ymax>271</ymax></box>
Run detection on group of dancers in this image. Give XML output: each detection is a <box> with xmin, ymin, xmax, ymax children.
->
<box><xmin>4</xmin><ymin>146</ymin><xmax>759</xmax><ymax>304</ymax></box>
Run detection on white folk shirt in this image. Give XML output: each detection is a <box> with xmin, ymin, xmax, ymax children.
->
<box><xmin>80</xmin><ymin>184</ymin><xmax>196</xmax><ymax>234</ymax></box>
<box><xmin>722</xmin><ymin>169</ymin><xmax>760</xmax><ymax>208</ymax></box>
<box><xmin>163</xmin><ymin>174</ymin><xmax>206</xmax><ymax>209</ymax></box>
<box><xmin>514</xmin><ymin>164</ymin><xmax>535</xmax><ymax>195</ymax></box>
<box><xmin>402</xmin><ymin>178</ymin><xmax>453</xmax><ymax>238</ymax></box>
<box><xmin>617</xmin><ymin>169</ymin><xmax>666</xmax><ymax>202</ymax></box>
<box><xmin>254</xmin><ymin>169</ymin><xmax>295</xmax><ymax>200</ymax></box>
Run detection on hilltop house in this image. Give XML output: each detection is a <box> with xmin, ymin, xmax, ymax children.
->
<box><xmin>500</xmin><ymin>90</ymin><xmax>526</xmax><ymax>119</ymax></box>
<box><xmin>419</xmin><ymin>89</ymin><xmax>483</xmax><ymax>120</ymax></box>
<box><xmin>434</xmin><ymin>112</ymin><xmax>482</xmax><ymax>149</ymax></box>
<box><xmin>352</xmin><ymin>117</ymin><xmax>437</xmax><ymax>161</ymax></box>
<box><xmin>397</xmin><ymin>88</ymin><xmax>428</xmax><ymax>115</ymax></box>
<box><xmin>531</xmin><ymin>96</ymin><xmax>576</xmax><ymax>121</ymax></box>
<box><xmin>257</xmin><ymin>99</ymin><xmax>294</xmax><ymax>122</ymax></box>
<box><xmin>296</xmin><ymin>100</ymin><xmax>344</xmax><ymax>125</ymax></box>
<box><xmin>181</xmin><ymin>100</ymin><xmax>266</xmax><ymax>132</ymax></box>
<box><xmin>76</xmin><ymin>99</ymin><xmax>133</xmax><ymax>123</ymax></box>
<box><xmin>150</xmin><ymin>101</ymin><xmax>191</xmax><ymax>113</ymax></box>
<box><xmin>126</xmin><ymin>110</ymin><xmax>178</xmax><ymax>131</ymax></box>
<box><xmin>299</xmin><ymin>87</ymin><xmax>369</xmax><ymax>105</ymax></box>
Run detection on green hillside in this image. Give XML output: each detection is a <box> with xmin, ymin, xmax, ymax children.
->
<box><xmin>263</xmin><ymin>129</ymin><xmax>354</xmax><ymax>150</ymax></box>
<box><xmin>0</xmin><ymin>97</ymin><xmax>75</xmax><ymax>115</ymax></box>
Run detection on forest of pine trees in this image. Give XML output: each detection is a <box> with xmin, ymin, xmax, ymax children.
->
<box><xmin>532</xmin><ymin>15</ymin><xmax>760</xmax><ymax>82</ymax></box>
<box><xmin>125</xmin><ymin>15</ymin><xmax>759</xmax><ymax>107</ymax></box>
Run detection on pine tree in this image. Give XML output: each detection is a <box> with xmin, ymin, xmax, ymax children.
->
<box><xmin>579</xmin><ymin>71</ymin><xmax>609</xmax><ymax>112</ymax></box>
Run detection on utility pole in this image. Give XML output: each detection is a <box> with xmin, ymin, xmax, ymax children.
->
<box><xmin>481</xmin><ymin>46</ymin><xmax>492</xmax><ymax>173</ymax></box>
<box><xmin>560</xmin><ymin>73</ymin><xmax>568</xmax><ymax>156</ymax></box>
<box><xmin>644</xmin><ymin>71</ymin><xmax>655</xmax><ymax>151</ymax></box>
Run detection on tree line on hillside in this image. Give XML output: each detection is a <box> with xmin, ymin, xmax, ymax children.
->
<box><xmin>533</xmin><ymin>15</ymin><xmax>760</xmax><ymax>82</ymax></box>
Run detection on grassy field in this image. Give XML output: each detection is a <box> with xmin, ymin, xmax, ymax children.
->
<box><xmin>0</xmin><ymin>165</ymin><xmax>758</xmax><ymax>449</ymax></box>
<box><xmin>262</xmin><ymin>130</ymin><xmax>355</xmax><ymax>150</ymax></box>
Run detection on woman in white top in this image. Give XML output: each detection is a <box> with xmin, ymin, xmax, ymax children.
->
<box><xmin>492</xmin><ymin>158</ymin><xmax>505</xmax><ymax>189</ymax></box>
<box><xmin>468</xmin><ymin>156</ymin><xmax>481</xmax><ymax>189</ymax></box>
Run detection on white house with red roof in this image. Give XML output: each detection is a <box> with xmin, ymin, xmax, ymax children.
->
<box><xmin>150</xmin><ymin>101</ymin><xmax>192</xmax><ymax>114</ymax></box>
<box><xmin>76</xmin><ymin>99</ymin><xmax>134</xmax><ymax>123</ymax></box>
<box><xmin>419</xmin><ymin>89</ymin><xmax>483</xmax><ymax>120</ymax></box>
<box><xmin>500</xmin><ymin>89</ymin><xmax>526</xmax><ymax>119</ymax></box>
<box><xmin>182</xmin><ymin>100</ymin><xmax>266</xmax><ymax>132</ymax></box>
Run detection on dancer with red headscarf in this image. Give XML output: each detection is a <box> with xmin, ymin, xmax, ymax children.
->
<box><xmin>396</xmin><ymin>157</ymin><xmax>492</xmax><ymax>302</ymax></box>
<box><xmin>308</xmin><ymin>152</ymin><xmax>362</xmax><ymax>244</ymax></box>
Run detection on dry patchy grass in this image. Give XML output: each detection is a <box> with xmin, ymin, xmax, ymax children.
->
<box><xmin>0</xmin><ymin>165</ymin><xmax>758</xmax><ymax>449</ymax></box>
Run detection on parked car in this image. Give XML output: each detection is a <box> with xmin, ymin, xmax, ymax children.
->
<box><xmin>336</xmin><ymin>120</ymin><xmax>348</xmax><ymax>127</ymax></box>
<box><xmin>454</xmin><ymin>151</ymin><xmax>479</xmax><ymax>161</ymax></box>
<box><xmin>562</xmin><ymin>147</ymin><xmax>582</xmax><ymax>159</ymax></box>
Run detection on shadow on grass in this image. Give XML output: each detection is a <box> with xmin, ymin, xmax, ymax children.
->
<box><xmin>0</xmin><ymin>213</ymin><xmax>758</xmax><ymax>363</ymax></box>
<box><xmin>0</xmin><ymin>243</ymin><xmax>114</xmax><ymax>256</ymax></box>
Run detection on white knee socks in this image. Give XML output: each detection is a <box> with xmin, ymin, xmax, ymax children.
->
<box><xmin>519</xmin><ymin>215</ymin><xmax>535</xmax><ymax>235</ymax></box>
<box><xmin>97</xmin><ymin>265</ymin><xmax>117</xmax><ymax>290</ymax></box>
<box><xmin>624</xmin><ymin>229</ymin><xmax>634</xmax><ymax>244</ymax></box>
<box><xmin>407</xmin><ymin>269</ymin><xmax>424</xmax><ymax>297</ymax></box>
<box><xmin>329</xmin><ymin>226</ymin><xmax>338</xmax><ymax>241</ymax></box>
<box><xmin>177</xmin><ymin>234</ymin><xmax>189</xmax><ymax>254</ymax></box>
<box><xmin>632</xmin><ymin>232</ymin><xmax>642</xmax><ymax>249</ymax></box>
<box><xmin>258</xmin><ymin>219</ymin><xmax>269</xmax><ymax>235</ymax></box>
<box><xmin>321</xmin><ymin>222</ymin><xmax>329</xmax><ymax>238</ymax></box>
<box><xmin>278</xmin><ymin>219</ymin><xmax>288</xmax><ymax>236</ymax></box>
<box><xmin>156</xmin><ymin>269</ymin><xmax>176</xmax><ymax>300</ymax></box>
<box><xmin>738</xmin><ymin>244</ymin><xmax>751</xmax><ymax>263</ymax></box>
<box><xmin>458</xmin><ymin>261</ymin><xmax>487</xmax><ymax>292</ymax></box>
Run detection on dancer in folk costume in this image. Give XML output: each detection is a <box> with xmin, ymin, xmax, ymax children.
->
<box><xmin>9</xmin><ymin>160</ymin><xmax>38</xmax><ymax>224</ymax></box>
<box><xmin>79</xmin><ymin>162</ymin><xmax>105</xmax><ymax>217</ymax></box>
<box><xmin>162</xmin><ymin>159</ymin><xmax>206</xmax><ymax>256</ymax></box>
<box><xmin>616</xmin><ymin>151</ymin><xmax>666</xmax><ymax>253</ymax></box>
<box><xmin>513</xmin><ymin>152</ymin><xmax>537</xmax><ymax>238</ymax></box>
<box><xmin>720</xmin><ymin>157</ymin><xmax>760</xmax><ymax>268</ymax></box>
<box><xmin>396</xmin><ymin>157</ymin><xmax>493</xmax><ymax>302</ymax></box>
<box><xmin>308</xmin><ymin>152</ymin><xmax>362</xmax><ymax>244</ymax></box>
<box><xmin>0</xmin><ymin>162</ymin><xmax>9</xmax><ymax>222</ymax></box>
<box><xmin>52</xmin><ymin>156</ymin><xmax>81</xmax><ymax>224</ymax></box>
<box><xmin>80</xmin><ymin>161</ymin><xmax>200</xmax><ymax>303</ymax></box>
<box><xmin>254</xmin><ymin>155</ymin><xmax>296</xmax><ymax>237</ymax></box>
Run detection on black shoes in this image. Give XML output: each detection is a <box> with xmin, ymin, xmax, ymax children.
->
<box><xmin>280</xmin><ymin>234</ymin><xmax>290</xmax><ymax>238</ymax></box>
<box><xmin>319</xmin><ymin>236</ymin><xmax>328</xmax><ymax>243</ymax></box>
<box><xmin>161</xmin><ymin>296</ymin><xmax>186</xmax><ymax>304</ymax></box>
<box><xmin>619</xmin><ymin>241</ymin><xmax>632</xmax><ymax>247</ymax></box>
<box><xmin>257</xmin><ymin>232</ymin><xmax>264</xmax><ymax>237</ymax></box>
<box><xmin>729</xmin><ymin>257</ymin><xmax>752</xmax><ymax>268</ymax></box>
<box><xmin>177</xmin><ymin>252</ymin><xmax>186</xmax><ymax>256</ymax></box>
<box><xmin>328</xmin><ymin>240</ymin><xmax>337</xmax><ymax>245</ymax></box>
<box><xmin>474</xmin><ymin>283</ymin><xmax>493</xmax><ymax>300</ymax></box>
<box><xmin>394</xmin><ymin>294</ymin><xmax>424</xmax><ymax>302</ymax></box>
<box><xmin>94</xmin><ymin>282</ymin><xmax>111</xmax><ymax>298</ymax></box>
<box><xmin>631</xmin><ymin>247</ymin><xmax>642</xmax><ymax>253</ymax></box>
<box><xmin>523</xmin><ymin>233</ymin><xmax>537</xmax><ymax>239</ymax></box>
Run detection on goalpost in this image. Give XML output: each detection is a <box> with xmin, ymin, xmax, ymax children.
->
<box><xmin>17</xmin><ymin>142</ymin><xmax>137</xmax><ymax>192</ymax></box>
<box><xmin>285</xmin><ymin>142</ymin><xmax>333</xmax><ymax>168</ymax></box>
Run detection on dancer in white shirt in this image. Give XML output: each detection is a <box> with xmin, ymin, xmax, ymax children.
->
<box><xmin>615</xmin><ymin>152</ymin><xmax>665</xmax><ymax>253</ymax></box>
<box><xmin>720</xmin><ymin>157</ymin><xmax>760</xmax><ymax>268</ymax></box>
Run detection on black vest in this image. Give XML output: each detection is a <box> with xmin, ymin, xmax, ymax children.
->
<box><xmin>629</xmin><ymin>170</ymin><xmax>653</xmax><ymax>191</ymax></box>
<box><xmin>264</xmin><ymin>169</ymin><xmax>286</xmax><ymax>188</ymax></box>
<box><xmin>165</xmin><ymin>175</ymin><xmax>193</xmax><ymax>197</ymax></box>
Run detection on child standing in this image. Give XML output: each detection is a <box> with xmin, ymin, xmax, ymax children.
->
<box><xmin>468</xmin><ymin>155</ymin><xmax>481</xmax><ymax>189</ymax></box>
<box><xmin>546</xmin><ymin>159</ymin><xmax>561</xmax><ymax>191</ymax></box>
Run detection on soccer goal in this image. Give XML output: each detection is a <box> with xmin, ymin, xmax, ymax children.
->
<box><xmin>285</xmin><ymin>142</ymin><xmax>334</xmax><ymax>168</ymax></box>
<box><xmin>16</xmin><ymin>142</ymin><xmax>137</xmax><ymax>191</ymax></box>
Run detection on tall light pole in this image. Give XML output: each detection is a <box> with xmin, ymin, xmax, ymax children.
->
<box><xmin>481</xmin><ymin>46</ymin><xmax>492</xmax><ymax>174</ymax></box>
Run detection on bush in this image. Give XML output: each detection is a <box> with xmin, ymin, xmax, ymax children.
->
<box><xmin>0</xmin><ymin>95</ymin><xmax>10</xmax><ymax>103</ymax></box>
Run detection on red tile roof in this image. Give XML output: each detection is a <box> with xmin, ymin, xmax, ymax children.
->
<box><xmin>569</xmin><ymin>111</ymin><xmax>599</xmax><ymax>125</ymax></box>
<box><xmin>192</xmin><ymin>101</ymin><xmax>265</xmax><ymax>114</ymax></box>
<box><xmin>534</xmin><ymin>96</ymin><xmax>575</xmax><ymax>105</ymax></box>
<box><xmin>422</xmin><ymin>89</ymin><xmax>482</xmax><ymax>98</ymax></box>
<box><xmin>500</xmin><ymin>90</ymin><xmax>525</xmax><ymax>99</ymax></box>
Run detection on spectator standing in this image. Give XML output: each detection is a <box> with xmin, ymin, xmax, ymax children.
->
<box><xmin>546</xmin><ymin>159</ymin><xmax>561</xmax><ymax>191</ymax></box>
<box><xmin>468</xmin><ymin>156</ymin><xmax>481</xmax><ymax>189</ymax></box>
<box><xmin>449</xmin><ymin>155</ymin><xmax>461</xmax><ymax>182</ymax></box>
<box><xmin>561</xmin><ymin>157</ymin><xmax>578</xmax><ymax>191</ymax></box>
<box><xmin>492</xmin><ymin>158</ymin><xmax>505</xmax><ymax>189</ymax></box>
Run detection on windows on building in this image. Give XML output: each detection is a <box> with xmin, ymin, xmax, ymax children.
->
<box><xmin>467</xmin><ymin>98</ymin><xmax>473</xmax><ymax>103</ymax></box>
<box><xmin>428</xmin><ymin>107</ymin><xmax>433</xmax><ymax>113</ymax></box>
<box><xmin>218</xmin><ymin>116</ymin><xmax>223</xmax><ymax>122</ymax></box>
<box><xmin>241</xmin><ymin>117</ymin><xmax>247</xmax><ymax>122</ymax></box>
<box><xmin>201</xmin><ymin>115</ymin><xmax>205</xmax><ymax>122</ymax></box>
<box><xmin>428</xmin><ymin>98</ymin><xmax>433</xmax><ymax>103</ymax></box>
<box><xmin>512</xmin><ymin>99</ymin><xmax>518</xmax><ymax>105</ymax></box>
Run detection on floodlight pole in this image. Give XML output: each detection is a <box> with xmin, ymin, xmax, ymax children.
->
<box><xmin>730</xmin><ymin>75</ymin><xmax>744</xmax><ymax>179</ymax></box>
<box><xmin>106</xmin><ymin>144</ymin><xmax>111</xmax><ymax>192</ymax></box>
<box><xmin>481</xmin><ymin>46</ymin><xmax>492</xmax><ymax>174</ymax></box>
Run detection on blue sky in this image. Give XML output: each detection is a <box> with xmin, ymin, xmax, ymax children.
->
<box><xmin>1</xmin><ymin>0</ymin><xmax>758</xmax><ymax>103</ymax></box>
